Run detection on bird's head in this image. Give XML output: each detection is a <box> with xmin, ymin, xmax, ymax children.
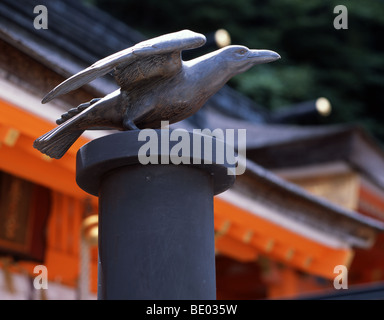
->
<box><xmin>184</xmin><ymin>44</ymin><xmax>281</xmax><ymax>97</ymax></box>
<box><xmin>216</xmin><ymin>45</ymin><xmax>280</xmax><ymax>75</ymax></box>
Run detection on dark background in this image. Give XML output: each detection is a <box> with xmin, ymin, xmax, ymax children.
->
<box><xmin>86</xmin><ymin>0</ymin><xmax>384</xmax><ymax>144</ymax></box>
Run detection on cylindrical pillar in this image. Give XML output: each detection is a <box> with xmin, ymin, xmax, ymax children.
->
<box><xmin>76</xmin><ymin>130</ymin><xmax>235</xmax><ymax>299</ymax></box>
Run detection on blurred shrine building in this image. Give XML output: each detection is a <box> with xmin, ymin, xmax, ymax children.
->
<box><xmin>1</xmin><ymin>0</ymin><xmax>384</xmax><ymax>299</ymax></box>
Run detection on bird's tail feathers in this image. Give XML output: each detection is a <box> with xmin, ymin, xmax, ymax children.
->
<box><xmin>33</xmin><ymin>126</ymin><xmax>84</xmax><ymax>159</ymax></box>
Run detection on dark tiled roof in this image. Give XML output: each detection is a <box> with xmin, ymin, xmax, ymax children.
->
<box><xmin>0</xmin><ymin>0</ymin><xmax>144</xmax><ymax>64</ymax></box>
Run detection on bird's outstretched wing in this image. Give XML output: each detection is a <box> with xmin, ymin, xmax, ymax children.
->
<box><xmin>42</xmin><ymin>30</ymin><xmax>206</xmax><ymax>103</ymax></box>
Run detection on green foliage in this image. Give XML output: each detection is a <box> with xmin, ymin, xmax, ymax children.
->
<box><xmin>88</xmin><ymin>0</ymin><xmax>384</xmax><ymax>142</ymax></box>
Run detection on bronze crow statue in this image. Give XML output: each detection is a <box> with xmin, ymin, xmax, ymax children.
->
<box><xmin>34</xmin><ymin>30</ymin><xmax>280</xmax><ymax>159</ymax></box>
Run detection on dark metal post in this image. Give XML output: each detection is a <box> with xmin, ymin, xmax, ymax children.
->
<box><xmin>76</xmin><ymin>130</ymin><xmax>235</xmax><ymax>299</ymax></box>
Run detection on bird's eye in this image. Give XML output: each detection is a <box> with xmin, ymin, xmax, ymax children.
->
<box><xmin>237</xmin><ymin>49</ymin><xmax>247</xmax><ymax>55</ymax></box>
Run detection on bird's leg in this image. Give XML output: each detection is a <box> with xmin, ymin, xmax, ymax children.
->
<box><xmin>56</xmin><ymin>98</ymin><xmax>102</xmax><ymax>125</ymax></box>
<box><xmin>122</xmin><ymin>117</ymin><xmax>139</xmax><ymax>130</ymax></box>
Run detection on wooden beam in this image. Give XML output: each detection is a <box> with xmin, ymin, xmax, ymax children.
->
<box><xmin>0</xmin><ymin>97</ymin><xmax>89</xmax><ymax>157</ymax></box>
<box><xmin>359</xmin><ymin>183</ymin><xmax>384</xmax><ymax>220</ymax></box>
<box><xmin>214</xmin><ymin>197</ymin><xmax>353</xmax><ymax>279</ymax></box>
<box><xmin>0</xmin><ymin>98</ymin><xmax>94</xmax><ymax>200</ymax></box>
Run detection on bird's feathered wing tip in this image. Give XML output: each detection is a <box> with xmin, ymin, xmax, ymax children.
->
<box><xmin>41</xmin><ymin>66</ymin><xmax>111</xmax><ymax>104</ymax></box>
<box><xmin>33</xmin><ymin>126</ymin><xmax>84</xmax><ymax>159</ymax></box>
<box><xmin>151</xmin><ymin>29</ymin><xmax>206</xmax><ymax>51</ymax></box>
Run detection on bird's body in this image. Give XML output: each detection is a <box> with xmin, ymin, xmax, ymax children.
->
<box><xmin>34</xmin><ymin>30</ymin><xmax>280</xmax><ymax>159</ymax></box>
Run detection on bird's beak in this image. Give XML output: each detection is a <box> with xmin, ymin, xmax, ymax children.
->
<box><xmin>248</xmin><ymin>49</ymin><xmax>281</xmax><ymax>64</ymax></box>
